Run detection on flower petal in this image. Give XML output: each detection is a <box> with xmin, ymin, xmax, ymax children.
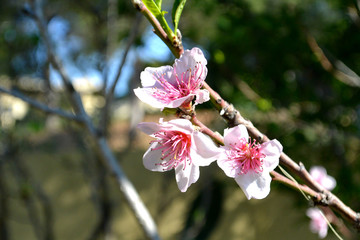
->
<box><xmin>309</xmin><ymin>166</ymin><xmax>337</xmax><ymax>191</ymax></box>
<box><xmin>175</xmin><ymin>163</ymin><xmax>199</xmax><ymax>192</ymax></box>
<box><xmin>321</xmin><ymin>175</ymin><xmax>336</xmax><ymax>191</ymax></box>
<box><xmin>194</xmin><ymin>89</ymin><xmax>210</xmax><ymax>105</ymax></box>
<box><xmin>260</xmin><ymin>139</ymin><xmax>282</xmax><ymax>171</ymax></box>
<box><xmin>306</xmin><ymin>208</ymin><xmax>328</xmax><ymax>239</ymax></box>
<box><xmin>142</xmin><ymin>142</ymin><xmax>168</xmax><ymax>172</ymax></box>
<box><xmin>140</xmin><ymin>66</ymin><xmax>174</xmax><ymax>87</ymax></box>
<box><xmin>235</xmin><ymin>171</ymin><xmax>272</xmax><ymax>199</ymax></box>
<box><xmin>217</xmin><ymin>151</ymin><xmax>238</xmax><ymax>178</ymax></box>
<box><xmin>137</xmin><ymin>121</ymin><xmax>162</xmax><ymax>135</ymax></box>
<box><xmin>190</xmin><ymin>131</ymin><xmax>221</xmax><ymax>166</ymax></box>
<box><xmin>224</xmin><ymin>125</ymin><xmax>249</xmax><ymax>147</ymax></box>
<box><xmin>133</xmin><ymin>88</ymin><xmax>168</xmax><ymax>109</ymax></box>
<box><xmin>166</xmin><ymin>118</ymin><xmax>194</xmax><ymax>134</ymax></box>
<box><xmin>174</xmin><ymin>48</ymin><xmax>207</xmax><ymax>79</ymax></box>
<box><xmin>164</xmin><ymin>94</ymin><xmax>195</xmax><ymax>109</ymax></box>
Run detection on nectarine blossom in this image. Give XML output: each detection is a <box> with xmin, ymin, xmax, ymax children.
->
<box><xmin>217</xmin><ymin>125</ymin><xmax>283</xmax><ymax>199</ymax></box>
<box><xmin>134</xmin><ymin>47</ymin><xmax>209</xmax><ymax>110</ymax></box>
<box><xmin>306</xmin><ymin>166</ymin><xmax>336</xmax><ymax>238</ymax></box>
<box><xmin>309</xmin><ymin>166</ymin><xmax>336</xmax><ymax>191</ymax></box>
<box><xmin>137</xmin><ymin>118</ymin><xmax>220</xmax><ymax>192</ymax></box>
<box><xmin>306</xmin><ymin>208</ymin><xmax>328</xmax><ymax>239</ymax></box>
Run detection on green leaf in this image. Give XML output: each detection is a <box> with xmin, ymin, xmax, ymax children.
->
<box><xmin>142</xmin><ymin>0</ymin><xmax>176</xmax><ymax>43</ymax></box>
<box><xmin>172</xmin><ymin>0</ymin><xmax>187</xmax><ymax>34</ymax></box>
<box><xmin>154</xmin><ymin>0</ymin><xmax>162</xmax><ymax>9</ymax></box>
<box><xmin>142</xmin><ymin>0</ymin><xmax>161</xmax><ymax>17</ymax></box>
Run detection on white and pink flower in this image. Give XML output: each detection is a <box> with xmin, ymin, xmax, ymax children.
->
<box><xmin>306</xmin><ymin>166</ymin><xmax>336</xmax><ymax>238</ymax></box>
<box><xmin>137</xmin><ymin>118</ymin><xmax>220</xmax><ymax>192</ymax></box>
<box><xmin>217</xmin><ymin>125</ymin><xmax>283</xmax><ymax>199</ymax></box>
<box><xmin>134</xmin><ymin>47</ymin><xmax>209</xmax><ymax>110</ymax></box>
<box><xmin>306</xmin><ymin>208</ymin><xmax>328</xmax><ymax>239</ymax></box>
<box><xmin>309</xmin><ymin>166</ymin><xmax>336</xmax><ymax>191</ymax></box>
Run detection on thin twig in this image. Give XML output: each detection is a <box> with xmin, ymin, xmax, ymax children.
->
<box><xmin>306</xmin><ymin>32</ymin><xmax>360</xmax><ymax>88</ymax></box>
<box><xmin>99</xmin><ymin>13</ymin><xmax>142</xmax><ymax>133</ymax></box>
<box><xmin>107</xmin><ymin>13</ymin><xmax>142</xmax><ymax>98</ymax></box>
<box><xmin>0</xmin><ymin>87</ymin><xmax>82</xmax><ymax>122</ymax></box>
<box><xmin>132</xmin><ymin>0</ymin><xmax>184</xmax><ymax>58</ymax></box>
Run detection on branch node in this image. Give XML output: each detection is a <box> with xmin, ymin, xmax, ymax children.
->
<box><xmin>355</xmin><ymin>213</ymin><xmax>360</xmax><ymax>232</ymax></box>
<box><xmin>131</xmin><ymin>0</ymin><xmax>143</xmax><ymax>10</ymax></box>
<box><xmin>256</xmin><ymin>134</ymin><xmax>264</xmax><ymax>142</ymax></box>
<box><xmin>299</xmin><ymin>162</ymin><xmax>305</xmax><ymax>171</ymax></box>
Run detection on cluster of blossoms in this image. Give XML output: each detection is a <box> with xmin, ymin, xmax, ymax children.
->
<box><xmin>306</xmin><ymin>166</ymin><xmax>337</xmax><ymax>239</ymax></box>
<box><xmin>134</xmin><ymin>47</ymin><xmax>283</xmax><ymax>199</ymax></box>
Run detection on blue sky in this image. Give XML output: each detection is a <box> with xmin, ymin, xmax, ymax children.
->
<box><xmin>45</xmin><ymin>17</ymin><xmax>171</xmax><ymax>97</ymax></box>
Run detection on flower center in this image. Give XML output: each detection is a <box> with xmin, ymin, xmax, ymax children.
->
<box><xmin>151</xmin><ymin>130</ymin><xmax>192</xmax><ymax>170</ymax></box>
<box><xmin>227</xmin><ymin>138</ymin><xmax>265</xmax><ymax>174</ymax></box>
<box><xmin>152</xmin><ymin>62</ymin><xmax>204</xmax><ymax>104</ymax></box>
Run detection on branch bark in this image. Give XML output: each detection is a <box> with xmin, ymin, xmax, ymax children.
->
<box><xmin>131</xmin><ymin>0</ymin><xmax>184</xmax><ymax>58</ymax></box>
<box><xmin>131</xmin><ymin>1</ymin><xmax>360</xmax><ymax>233</ymax></box>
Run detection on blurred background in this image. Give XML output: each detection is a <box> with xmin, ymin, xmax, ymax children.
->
<box><xmin>0</xmin><ymin>0</ymin><xmax>359</xmax><ymax>239</ymax></box>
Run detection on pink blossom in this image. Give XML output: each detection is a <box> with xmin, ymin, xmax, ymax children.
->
<box><xmin>137</xmin><ymin>118</ymin><xmax>220</xmax><ymax>192</ymax></box>
<box><xmin>134</xmin><ymin>47</ymin><xmax>209</xmax><ymax>110</ymax></box>
<box><xmin>306</xmin><ymin>208</ymin><xmax>328</xmax><ymax>238</ymax></box>
<box><xmin>217</xmin><ymin>125</ymin><xmax>283</xmax><ymax>199</ymax></box>
<box><xmin>309</xmin><ymin>166</ymin><xmax>336</xmax><ymax>191</ymax></box>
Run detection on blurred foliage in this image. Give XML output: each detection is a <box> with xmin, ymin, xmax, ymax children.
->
<box><xmin>179</xmin><ymin>0</ymin><xmax>360</xmax><ymax>211</ymax></box>
<box><xmin>0</xmin><ymin>0</ymin><xmax>359</xmax><ymax>239</ymax></box>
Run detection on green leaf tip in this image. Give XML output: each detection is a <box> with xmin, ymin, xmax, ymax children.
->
<box><xmin>172</xmin><ymin>0</ymin><xmax>187</xmax><ymax>34</ymax></box>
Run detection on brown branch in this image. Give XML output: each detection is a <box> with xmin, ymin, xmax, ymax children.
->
<box><xmin>270</xmin><ymin>171</ymin><xmax>319</xmax><ymax>199</ymax></box>
<box><xmin>189</xmin><ymin>113</ymin><xmax>224</xmax><ymax>146</ymax></box>
<box><xmin>202</xmin><ymin>82</ymin><xmax>360</xmax><ymax>232</ymax></box>
<box><xmin>130</xmin><ymin>0</ymin><xmax>359</xmax><ymax>234</ymax></box>
<box><xmin>131</xmin><ymin>0</ymin><xmax>184</xmax><ymax>58</ymax></box>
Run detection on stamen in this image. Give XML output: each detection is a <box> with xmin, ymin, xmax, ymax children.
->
<box><xmin>152</xmin><ymin>130</ymin><xmax>192</xmax><ymax>171</ymax></box>
<box><xmin>151</xmin><ymin>62</ymin><xmax>205</xmax><ymax>104</ymax></box>
<box><xmin>226</xmin><ymin>138</ymin><xmax>265</xmax><ymax>174</ymax></box>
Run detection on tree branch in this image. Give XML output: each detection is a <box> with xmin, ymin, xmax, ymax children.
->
<box><xmin>99</xmin><ymin>13</ymin><xmax>142</xmax><ymax>134</ymax></box>
<box><xmin>0</xmin><ymin>86</ymin><xmax>82</xmax><ymax>122</ymax></box>
<box><xmin>132</xmin><ymin>0</ymin><xmax>360</xmax><ymax>233</ymax></box>
<box><xmin>26</xmin><ymin>1</ymin><xmax>161</xmax><ymax>239</ymax></box>
<box><xmin>107</xmin><ymin>13</ymin><xmax>142</xmax><ymax>98</ymax></box>
<box><xmin>131</xmin><ymin>0</ymin><xmax>184</xmax><ymax>58</ymax></box>
<box><xmin>202</xmin><ymin>82</ymin><xmax>360</xmax><ymax>231</ymax></box>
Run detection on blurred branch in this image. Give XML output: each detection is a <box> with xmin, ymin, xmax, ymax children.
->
<box><xmin>99</xmin><ymin>13</ymin><xmax>142</xmax><ymax>134</ymax></box>
<box><xmin>0</xmin><ymin>161</ymin><xmax>9</xmax><ymax>240</ymax></box>
<box><xmin>0</xmin><ymin>87</ymin><xmax>82</xmax><ymax>122</ymax></box>
<box><xmin>102</xmin><ymin>0</ymin><xmax>118</xmax><ymax>94</ymax></box>
<box><xmin>26</xmin><ymin>1</ymin><xmax>161</xmax><ymax>239</ymax></box>
<box><xmin>11</xmin><ymin>157</ymin><xmax>43</xmax><ymax>240</ymax></box>
<box><xmin>107</xmin><ymin>13</ymin><xmax>142</xmax><ymax>98</ymax></box>
<box><xmin>5</xmin><ymin>135</ymin><xmax>55</xmax><ymax>240</ymax></box>
<box><xmin>306</xmin><ymin>33</ymin><xmax>360</xmax><ymax>88</ymax></box>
